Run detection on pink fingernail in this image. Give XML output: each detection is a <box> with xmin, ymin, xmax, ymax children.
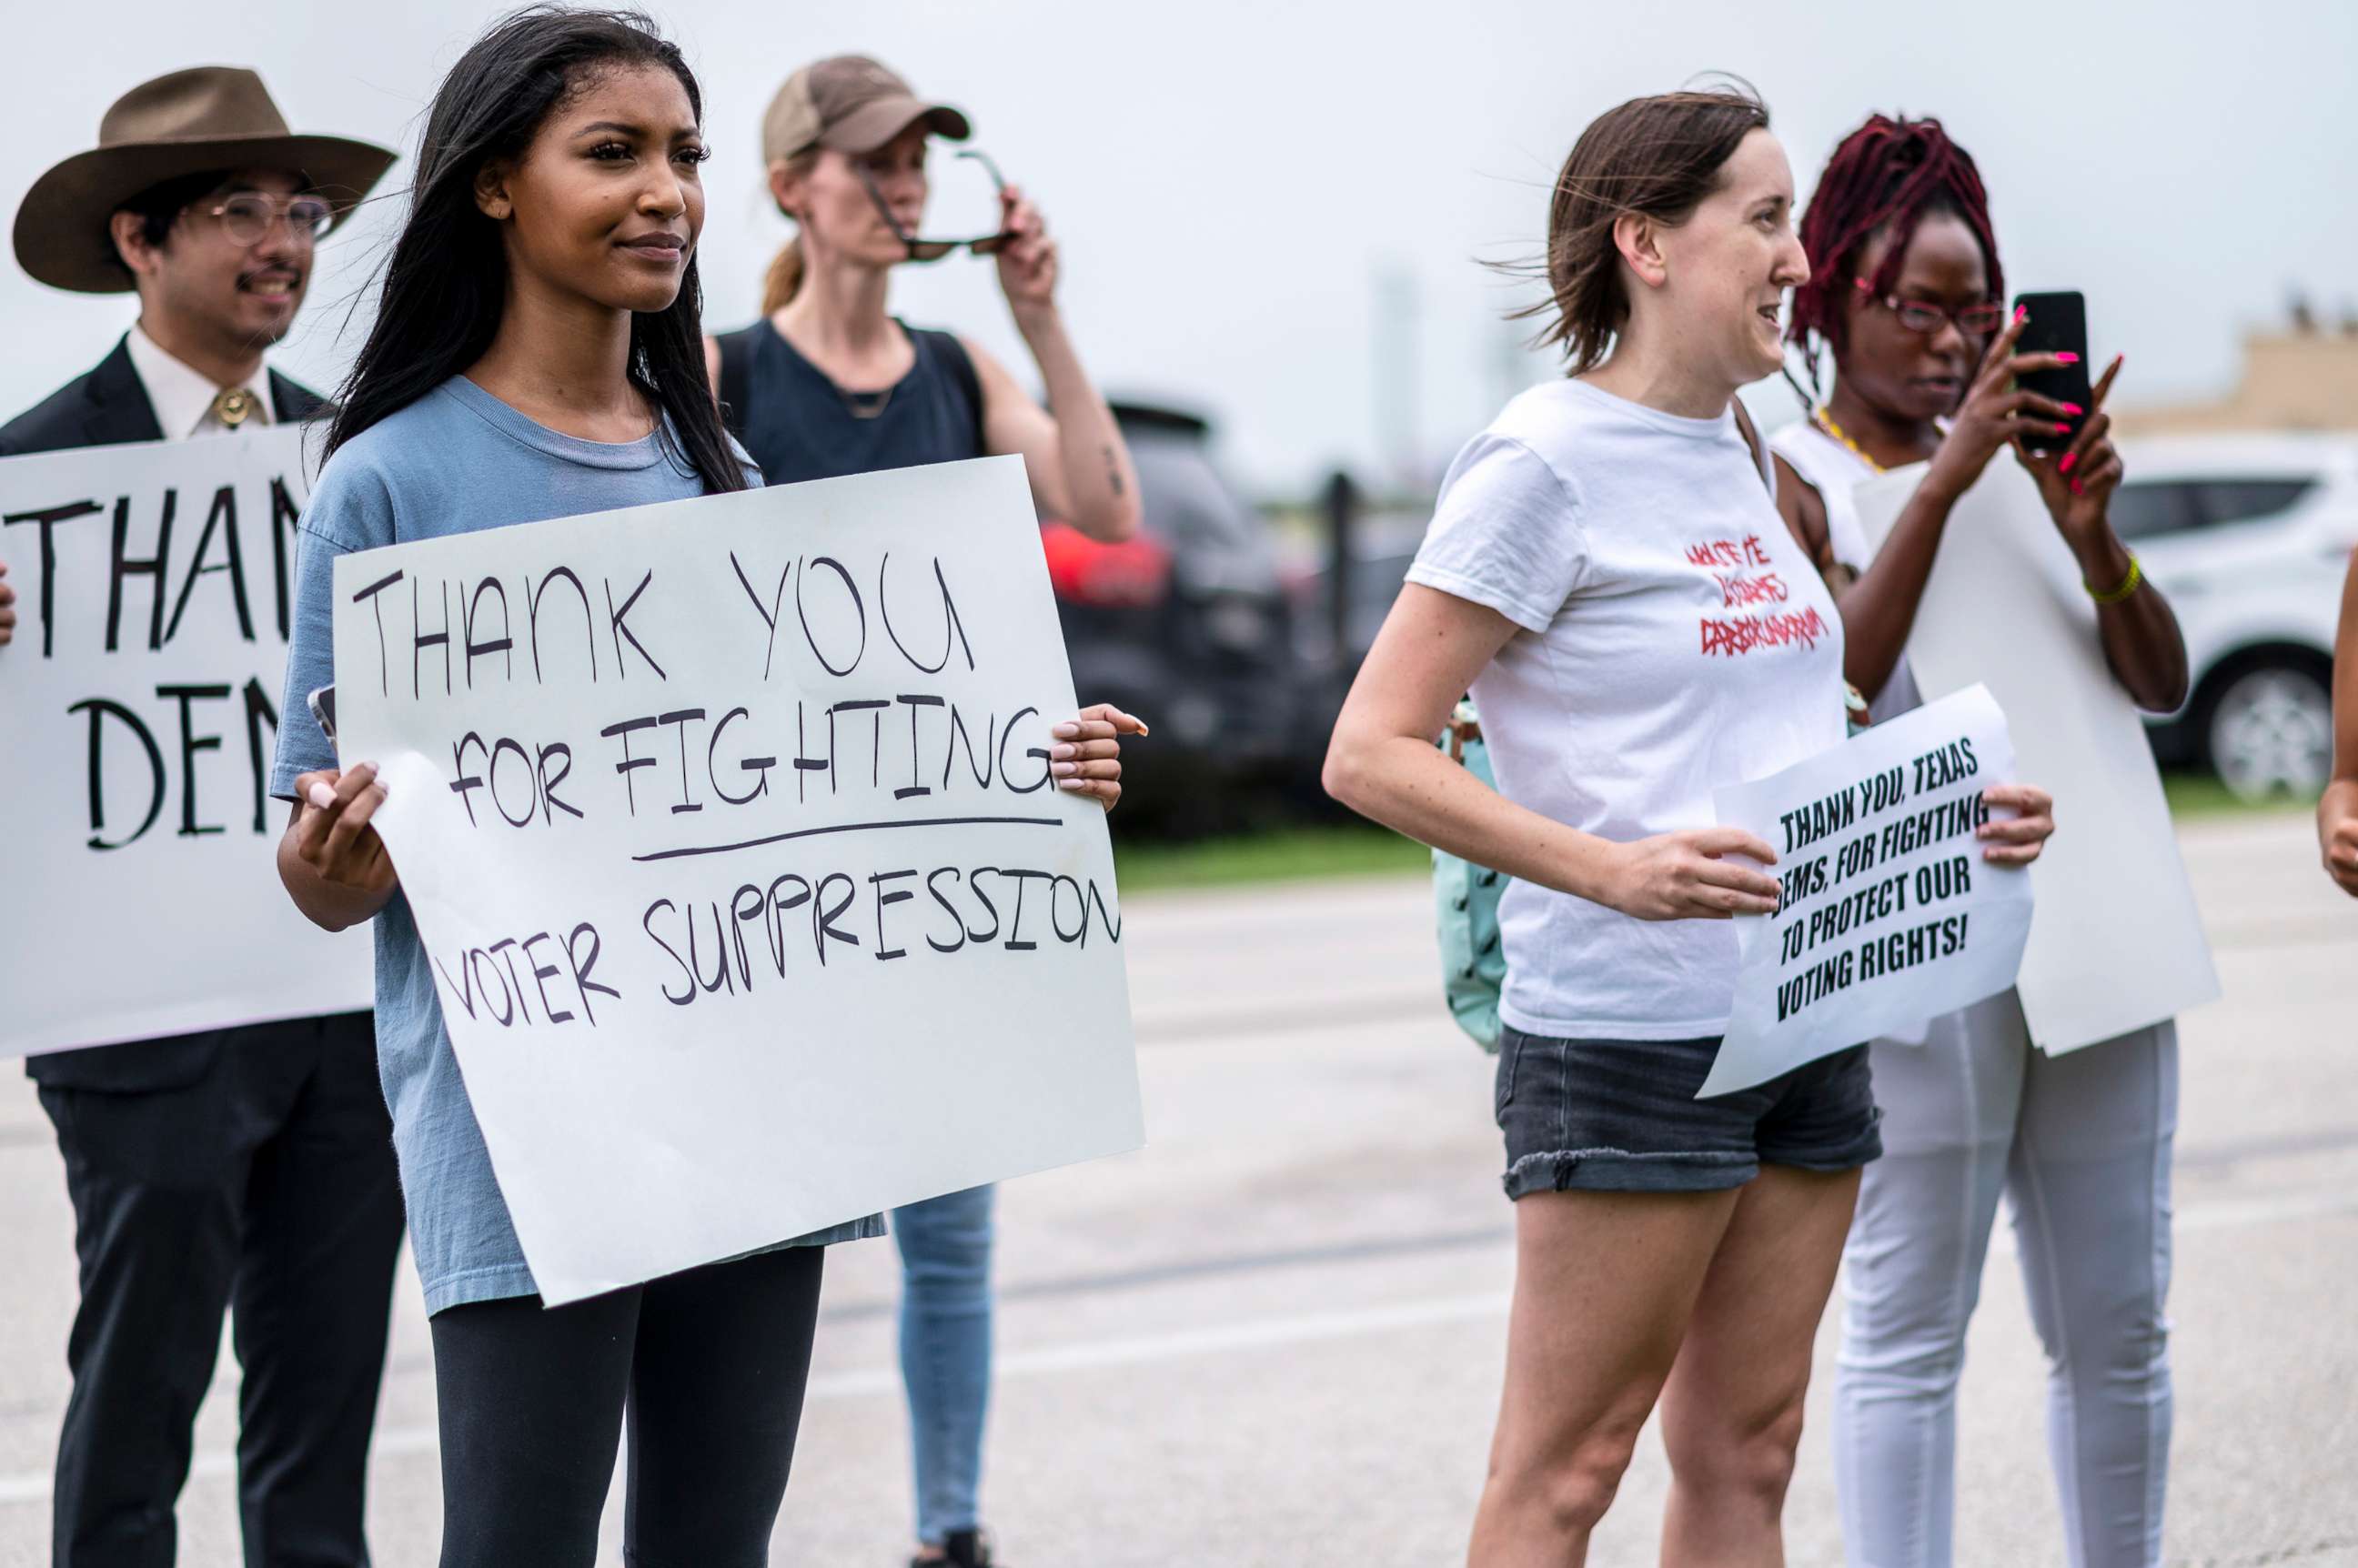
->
<box><xmin>307</xmin><ymin>782</ymin><xmax>336</xmax><ymax>809</ymax></box>
<box><xmin>2054</xmin><ymin>422</ymin><xmax>2071</xmax><ymax>435</ymax></box>
<box><xmin>2070</xmin><ymin>478</ymin><xmax>2084</xmax><ymax>496</ymax></box>
<box><xmin>2061</xmin><ymin>402</ymin><xmax>2084</xmax><ymax>415</ymax></box>
<box><xmin>2013</xmin><ymin>306</ymin><xmax>2028</xmax><ymax>323</ymax></box>
<box><xmin>1055</xmin><ymin>778</ymin><xmax>1089</xmax><ymax>792</ymax></box>
<box><xmin>2059</xmin><ymin>452</ymin><xmax>2077</xmax><ymax>474</ymax></box>
<box><xmin>2054</xmin><ymin>352</ymin><xmax>2080</xmax><ymax>364</ymax></box>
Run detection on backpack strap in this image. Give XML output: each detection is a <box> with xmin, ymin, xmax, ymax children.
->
<box><xmin>1731</xmin><ymin>397</ymin><xmax>1773</xmax><ymax>496</ymax></box>
<box><xmin>914</xmin><ymin>327</ymin><xmax>989</xmax><ymax>457</ymax></box>
<box><xmin>715</xmin><ymin>325</ymin><xmax>757</xmax><ymax>442</ymax></box>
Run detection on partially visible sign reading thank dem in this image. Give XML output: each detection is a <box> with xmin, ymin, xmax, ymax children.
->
<box><xmin>0</xmin><ymin>427</ymin><xmax>372</xmax><ymax>1059</ymax></box>
<box><xmin>332</xmin><ymin>455</ymin><xmax>1144</xmax><ymax>1305</ymax></box>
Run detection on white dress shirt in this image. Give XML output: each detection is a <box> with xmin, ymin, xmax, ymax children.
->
<box><xmin>124</xmin><ymin>323</ymin><xmax>275</xmax><ymax>441</ymax></box>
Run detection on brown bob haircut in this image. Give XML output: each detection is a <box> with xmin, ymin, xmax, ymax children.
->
<box><xmin>1516</xmin><ymin>83</ymin><xmax>1771</xmax><ymax>374</ymax></box>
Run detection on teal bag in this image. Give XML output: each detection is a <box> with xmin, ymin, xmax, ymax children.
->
<box><xmin>1434</xmin><ymin>701</ymin><xmax>1509</xmax><ymax>1053</ymax></box>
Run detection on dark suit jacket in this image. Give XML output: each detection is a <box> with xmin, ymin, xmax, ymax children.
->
<box><xmin>5</xmin><ymin>335</ymin><xmax>351</xmax><ymax>1091</ymax></box>
<box><xmin>0</xmin><ymin>333</ymin><xmax>327</xmax><ymax>457</ymax></box>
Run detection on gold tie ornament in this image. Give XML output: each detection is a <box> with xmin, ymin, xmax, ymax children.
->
<box><xmin>211</xmin><ymin>387</ymin><xmax>257</xmax><ymax>428</ymax></box>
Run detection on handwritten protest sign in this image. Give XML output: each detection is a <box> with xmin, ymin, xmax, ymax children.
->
<box><xmin>1854</xmin><ymin>461</ymin><xmax>2219</xmax><ymax>1052</ymax></box>
<box><xmin>1704</xmin><ymin>685</ymin><xmax>2031</xmax><ymax>1096</ymax></box>
<box><xmin>0</xmin><ymin>427</ymin><xmax>372</xmax><ymax>1058</ymax></box>
<box><xmin>333</xmin><ymin>454</ymin><xmax>1142</xmax><ymax>1303</ymax></box>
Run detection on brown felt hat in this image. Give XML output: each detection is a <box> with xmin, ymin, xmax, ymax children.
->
<box><xmin>15</xmin><ymin>65</ymin><xmax>398</xmax><ymax>295</ymax></box>
<box><xmin>761</xmin><ymin>55</ymin><xmax>971</xmax><ymax>166</ymax></box>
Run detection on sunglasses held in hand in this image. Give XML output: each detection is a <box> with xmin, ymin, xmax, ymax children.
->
<box><xmin>857</xmin><ymin>149</ymin><xmax>1016</xmax><ymax>263</ymax></box>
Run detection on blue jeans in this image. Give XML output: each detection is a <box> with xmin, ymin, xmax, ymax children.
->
<box><xmin>893</xmin><ymin>1183</ymin><xmax>995</xmax><ymax>1545</ymax></box>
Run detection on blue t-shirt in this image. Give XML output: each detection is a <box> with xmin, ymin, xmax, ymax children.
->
<box><xmin>270</xmin><ymin>376</ymin><xmax>882</xmax><ymax>1314</ymax></box>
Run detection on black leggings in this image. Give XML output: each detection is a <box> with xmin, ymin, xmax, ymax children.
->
<box><xmin>429</xmin><ymin>1244</ymin><xmax>827</xmax><ymax>1567</ymax></box>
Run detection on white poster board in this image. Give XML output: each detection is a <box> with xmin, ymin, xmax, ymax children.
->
<box><xmin>1854</xmin><ymin>461</ymin><xmax>2220</xmax><ymax>1053</ymax></box>
<box><xmin>1708</xmin><ymin>686</ymin><xmax>2032</xmax><ymax>1096</ymax></box>
<box><xmin>0</xmin><ymin>427</ymin><xmax>373</xmax><ymax>1058</ymax></box>
<box><xmin>333</xmin><ymin>455</ymin><xmax>1143</xmax><ymax>1304</ymax></box>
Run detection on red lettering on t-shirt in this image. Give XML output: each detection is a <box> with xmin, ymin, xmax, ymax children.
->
<box><xmin>1685</xmin><ymin>538</ymin><xmax>1749</xmax><ymax>568</ymax></box>
<box><xmin>1713</xmin><ymin>571</ymin><xmax>1789</xmax><ymax>608</ymax></box>
<box><xmin>1698</xmin><ymin>606</ymin><xmax>1828</xmax><ymax>657</ymax></box>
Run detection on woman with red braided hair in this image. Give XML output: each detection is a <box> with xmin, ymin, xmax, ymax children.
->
<box><xmin>1769</xmin><ymin>114</ymin><xmax>2190</xmax><ymax>1568</ymax></box>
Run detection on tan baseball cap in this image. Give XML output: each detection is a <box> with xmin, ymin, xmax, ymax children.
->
<box><xmin>761</xmin><ymin>56</ymin><xmax>971</xmax><ymax>166</ymax></box>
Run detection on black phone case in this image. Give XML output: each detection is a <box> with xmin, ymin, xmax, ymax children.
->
<box><xmin>2012</xmin><ymin>290</ymin><xmax>2093</xmax><ymax>456</ymax></box>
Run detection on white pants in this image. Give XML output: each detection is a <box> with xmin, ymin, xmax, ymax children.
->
<box><xmin>1834</xmin><ymin>990</ymin><xmax>2177</xmax><ymax>1568</ymax></box>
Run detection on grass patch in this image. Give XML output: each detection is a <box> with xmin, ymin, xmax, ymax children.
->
<box><xmin>1114</xmin><ymin>823</ymin><xmax>1427</xmax><ymax>892</ymax></box>
<box><xmin>2162</xmin><ymin>770</ymin><xmax>2317</xmax><ymax>819</ymax></box>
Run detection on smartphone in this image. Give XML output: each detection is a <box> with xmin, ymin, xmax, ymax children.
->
<box><xmin>307</xmin><ymin>684</ymin><xmax>338</xmax><ymax>743</ymax></box>
<box><xmin>2012</xmin><ymin>290</ymin><xmax>2093</xmax><ymax>456</ymax></box>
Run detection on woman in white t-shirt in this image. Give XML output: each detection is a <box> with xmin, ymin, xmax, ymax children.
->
<box><xmin>1771</xmin><ymin>115</ymin><xmax>2188</xmax><ymax>1568</ymax></box>
<box><xmin>1323</xmin><ymin>89</ymin><xmax>2055</xmax><ymax>1563</ymax></box>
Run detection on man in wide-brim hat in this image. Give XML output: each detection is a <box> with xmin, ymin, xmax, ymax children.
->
<box><xmin>0</xmin><ymin>65</ymin><xmax>407</xmax><ymax>1568</ymax></box>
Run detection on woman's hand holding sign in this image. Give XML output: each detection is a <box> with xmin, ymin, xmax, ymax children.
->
<box><xmin>1976</xmin><ymin>782</ymin><xmax>2056</xmax><ymax>866</ymax></box>
<box><xmin>1052</xmin><ymin>703</ymin><xmax>1147</xmax><ymax>812</ymax></box>
<box><xmin>1604</xmin><ymin>828</ymin><xmax>1784</xmax><ymax>921</ymax></box>
<box><xmin>279</xmin><ymin>762</ymin><xmax>399</xmax><ymax>931</ymax></box>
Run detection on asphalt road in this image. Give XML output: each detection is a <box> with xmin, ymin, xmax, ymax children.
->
<box><xmin>1</xmin><ymin>812</ymin><xmax>2351</xmax><ymax>1566</ymax></box>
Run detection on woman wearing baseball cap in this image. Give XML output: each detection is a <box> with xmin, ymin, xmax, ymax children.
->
<box><xmin>708</xmin><ymin>55</ymin><xmax>1144</xmax><ymax>1568</ymax></box>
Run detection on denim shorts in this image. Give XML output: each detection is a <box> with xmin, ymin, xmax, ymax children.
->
<box><xmin>1495</xmin><ymin>1025</ymin><xmax>1881</xmax><ymax>1198</ymax></box>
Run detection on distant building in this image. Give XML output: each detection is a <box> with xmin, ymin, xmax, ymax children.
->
<box><xmin>2117</xmin><ymin>319</ymin><xmax>2358</xmax><ymax>435</ymax></box>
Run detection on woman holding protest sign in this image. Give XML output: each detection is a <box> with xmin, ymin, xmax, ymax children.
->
<box><xmin>1771</xmin><ymin>114</ymin><xmax>2189</xmax><ymax>1568</ymax></box>
<box><xmin>1324</xmin><ymin>85</ymin><xmax>2054</xmax><ymax>1563</ymax></box>
<box><xmin>705</xmin><ymin>54</ymin><xmax>1143</xmax><ymax>1568</ymax></box>
<box><xmin>259</xmin><ymin>12</ymin><xmax>1075</xmax><ymax>1563</ymax></box>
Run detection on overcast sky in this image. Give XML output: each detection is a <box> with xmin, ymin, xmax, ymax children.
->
<box><xmin>5</xmin><ymin>0</ymin><xmax>2353</xmax><ymax>493</ymax></box>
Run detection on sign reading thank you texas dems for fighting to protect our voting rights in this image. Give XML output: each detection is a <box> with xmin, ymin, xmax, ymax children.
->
<box><xmin>1705</xmin><ymin>684</ymin><xmax>2034</xmax><ymax>1097</ymax></box>
<box><xmin>0</xmin><ymin>426</ymin><xmax>374</xmax><ymax>1059</ymax></box>
<box><xmin>332</xmin><ymin>454</ymin><xmax>1143</xmax><ymax>1304</ymax></box>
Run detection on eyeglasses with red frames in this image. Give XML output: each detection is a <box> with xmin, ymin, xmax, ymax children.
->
<box><xmin>855</xmin><ymin>149</ymin><xmax>1015</xmax><ymax>263</ymax></box>
<box><xmin>200</xmin><ymin>194</ymin><xmax>338</xmax><ymax>246</ymax></box>
<box><xmin>1853</xmin><ymin>277</ymin><xmax>2005</xmax><ymax>337</ymax></box>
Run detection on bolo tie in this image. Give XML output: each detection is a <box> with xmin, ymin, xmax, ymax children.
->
<box><xmin>210</xmin><ymin>387</ymin><xmax>258</xmax><ymax>428</ymax></box>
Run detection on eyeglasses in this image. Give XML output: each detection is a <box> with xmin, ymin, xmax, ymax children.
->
<box><xmin>201</xmin><ymin>194</ymin><xmax>338</xmax><ymax>246</ymax></box>
<box><xmin>1853</xmin><ymin>277</ymin><xmax>2004</xmax><ymax>337</ymax></box>
<box><xmin>854</xmin><ymin>149</ymin><xmax>1014</xmax><ymax>263</ymax></box>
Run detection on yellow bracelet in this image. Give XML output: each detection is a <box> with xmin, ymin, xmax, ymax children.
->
<box><xmin>2087</xmin><ymin>552</ymin><xmax>2143</xmax><ymax>605</ymax></box>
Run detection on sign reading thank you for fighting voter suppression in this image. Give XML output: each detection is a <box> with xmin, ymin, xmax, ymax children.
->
<box><xmin>331</xmin><ymin>454</ymin><xmax>1144</xmax><ymax>1304</ymax></box>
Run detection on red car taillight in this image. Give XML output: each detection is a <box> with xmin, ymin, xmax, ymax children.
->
<box><xmin>1040</xmin><ymin>521</ymin><xmax>1172</xmax><ymax>608</ymax></box>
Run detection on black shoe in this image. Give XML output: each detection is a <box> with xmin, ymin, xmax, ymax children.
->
<box><xmin>915</xmin><ymin>1529</ymin><xmax>999</xmax><ymax>1568</ymax></box>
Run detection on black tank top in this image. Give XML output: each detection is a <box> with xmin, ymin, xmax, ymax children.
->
<box><xmin>714</xmin><ymin>317</ymin><xmax>984</xmax><ymax>487</ymax></box>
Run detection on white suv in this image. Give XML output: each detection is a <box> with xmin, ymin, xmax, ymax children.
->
<box><xmin>2117</xmin><ymin>433</ymin><xmax>2354</xmax><ymax>798</ymax></box>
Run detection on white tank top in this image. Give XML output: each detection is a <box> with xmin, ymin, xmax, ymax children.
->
<box><xmin>1768</xmin><ymin>417</ymin><xmax>1925</xmax><ymax>724</ymax></box>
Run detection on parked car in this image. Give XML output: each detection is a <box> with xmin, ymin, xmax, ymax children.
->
<box><xmin>1041</xmin><ymin>402</ymin><xmax>1308</xmax><ymax>831</ymax></box>
<box><xmin>2119</xmin><ymin>433</ymin><xmax>2354</xmax><ymax>799</ymax></box>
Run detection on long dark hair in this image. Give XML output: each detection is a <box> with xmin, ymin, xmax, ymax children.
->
<box><xmin>1511</xmin><ymin>84</ymin><xmax>1771</xmax><ymax>374</ymax></box>
<box><xmin>328</xmin><ymin>6</ymin><xmax>745</xmax><ymax>493</ymax></box>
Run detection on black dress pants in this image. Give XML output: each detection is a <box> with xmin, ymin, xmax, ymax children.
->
<box><xmin>429</xmin><ymin>1244</ymin><xmax>827</xmax><ymax>1568</ymax></box>
<box><xmin>37</xmin><ymin>1013</ymin><xmax>405</xmax><ymax>1568</ymax></box>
